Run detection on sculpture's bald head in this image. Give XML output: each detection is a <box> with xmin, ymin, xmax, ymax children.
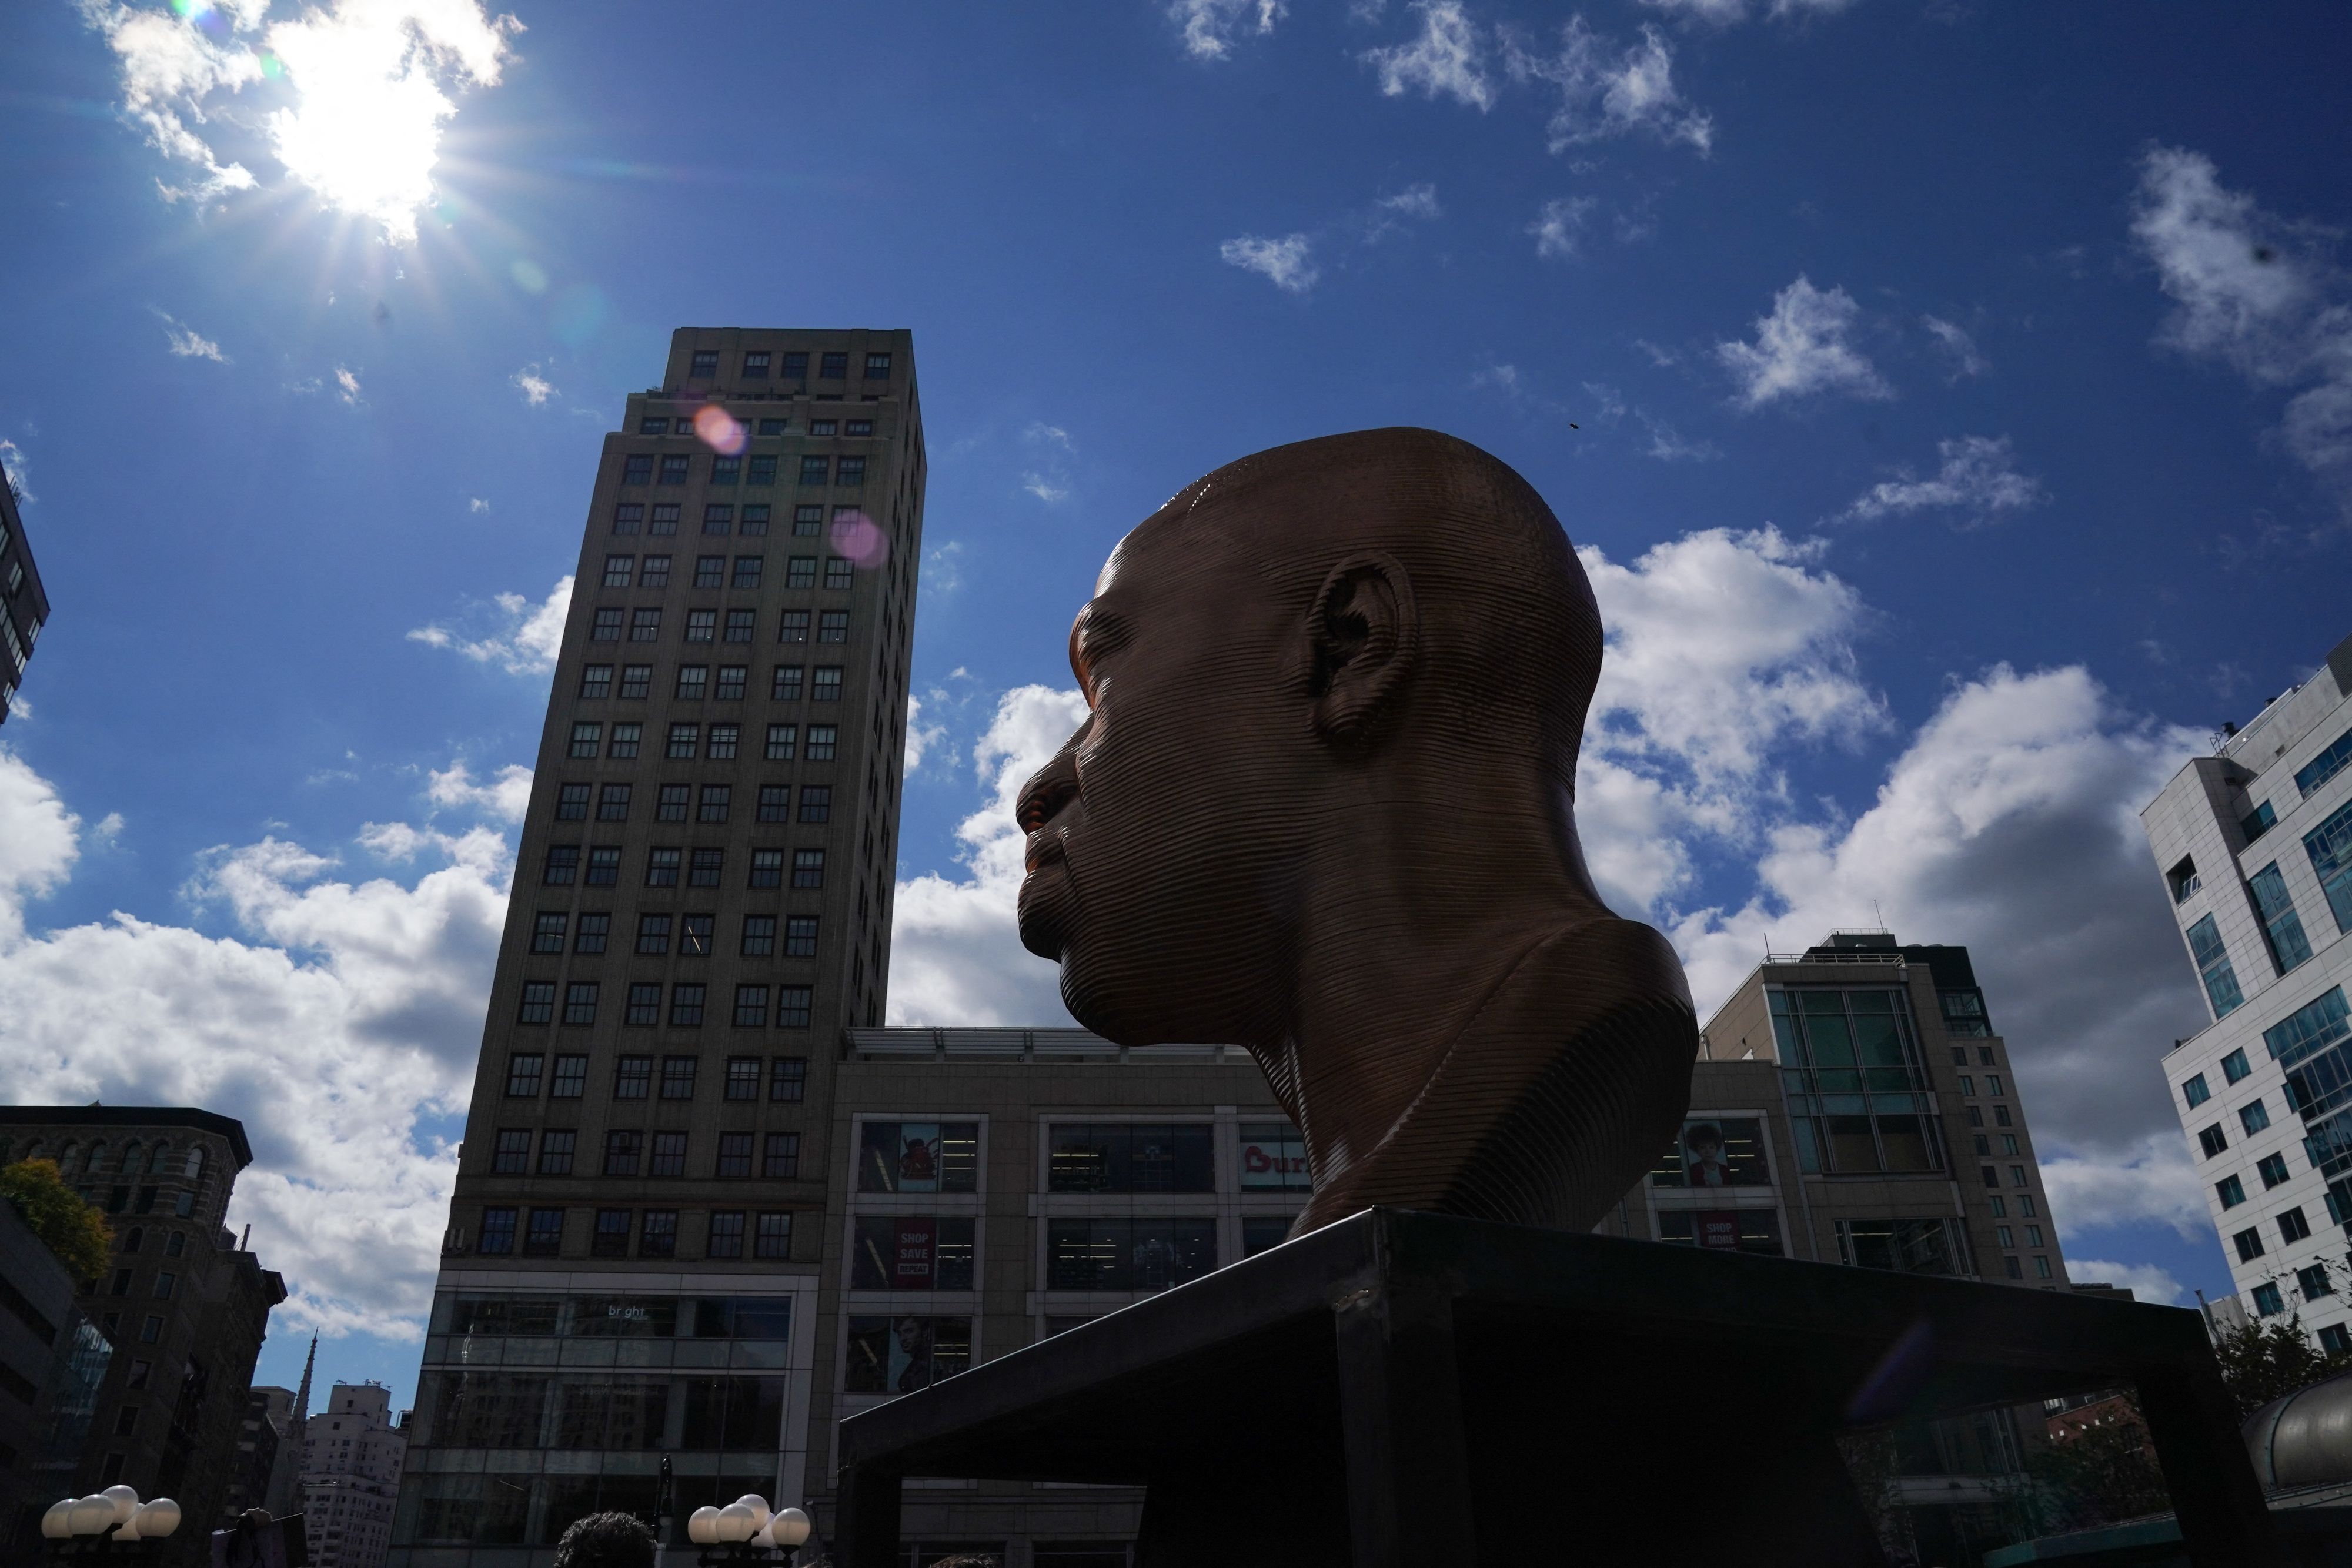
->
<box><xmin>1017</xmin><ymin>428</ymin><xmax>1612</xmax><ymax>1045</ymax></box>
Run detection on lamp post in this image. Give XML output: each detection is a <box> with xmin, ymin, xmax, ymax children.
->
<box><xmin>684</xmin><ymin>1494</ymin><xmax>811</xmax><ymax>1566</ymax></box>
<box><xmin>39</xmin><ymin>1487</ymin><xmax>183</xmax><ymax>1557</ymax></box>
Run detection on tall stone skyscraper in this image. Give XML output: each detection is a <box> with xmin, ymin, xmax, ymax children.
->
<box><xmin>393</xmin><ymin>330</ymin><xmax>923</xmax><ymax>1557</ymax></box>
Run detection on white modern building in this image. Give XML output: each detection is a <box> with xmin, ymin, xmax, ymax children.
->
<box><xmin>302</xmin><ymin>1382</ymin><xmax>408</xmax><ymax>1568</ymax></box>
<box><xmin>2146</xmin><ymin>631</ymin><xmax>2352</xmax><ymax>1346</ymax></box>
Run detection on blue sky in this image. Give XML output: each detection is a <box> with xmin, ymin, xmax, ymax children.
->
<box><xmin>2</xmin><ymin>0</ymin><xmax>2348</xmax><ymax>1407</ymax></box>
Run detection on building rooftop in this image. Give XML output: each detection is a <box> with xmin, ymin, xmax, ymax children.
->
<box><xmin>0</xmin><ymin>1104</ymin><xmax>255</xmax><ymax>1165</ymax></box>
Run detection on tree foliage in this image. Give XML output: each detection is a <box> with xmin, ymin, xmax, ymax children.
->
<box><xmin>0</xmin><ymin>1159</ymin><xmax>112</xmax><ymax>1283</ymax></box>
<box><xmin>2211</xmin><ymin>1315</ymin><xmax>2352</xmax><ymax>1419</ymax></box>
<box><xmin>2025</xmin><ymin>1402</ymin><xmax>2171</xmax><ymax>1530</ymax></box>
<box><xmin>550</xmin><ymin>1511</ymin><xmax>655</xmax><ymax>1568</ymax></box>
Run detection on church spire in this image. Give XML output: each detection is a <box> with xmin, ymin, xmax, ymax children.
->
<box><xmin>292</xmin><ymin>1333</ymin><xmax>317</xmax><ymax>1429</ymax></box>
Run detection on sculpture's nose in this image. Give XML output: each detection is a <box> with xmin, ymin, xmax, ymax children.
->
<box><xmin>1017</xmin><ymin>743</ymin><xmax>1081</xmax><ymax>835</ymax></box>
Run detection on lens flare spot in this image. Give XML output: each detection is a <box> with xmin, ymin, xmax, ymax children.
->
<box><xmin>694</xmin><ymin>405</ymin><xmax>747</xmax><ymax>456</ymax></box>
<box><xmin>829</xmin><ymin>511</ymin><xmax>889</xmax><ymax>569</ymax></box>
<box><xmin>510</xmin><ymin>259</ymin><xmax>548</xmax><ymax>294</ymax></box>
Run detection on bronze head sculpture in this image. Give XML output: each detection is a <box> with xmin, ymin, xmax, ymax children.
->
<box><xmin>1017</xmin><ymin>427</ymin><xmax>1698</xmax><ymax>1235</ymax></box>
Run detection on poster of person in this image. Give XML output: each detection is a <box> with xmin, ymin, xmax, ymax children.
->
<box><xmin>896</xmin><ymin>1122</ymin><xmax>941</xmax><ymax>1192</ymax></box>
<box><xmin>1651</xmin><ymin>1118</ymin><xmax>1772</xmax><ymax>1188</ymax></box>
<box><xmin>888</xmin><ymin>1315</ymin><xmax>934</xmax><ymax>1392</ymax></box>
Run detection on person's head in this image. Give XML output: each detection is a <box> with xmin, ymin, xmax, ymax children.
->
<box><xmin>1017</xmin><ymin>429</ymin><xmax>1606</xmax><ymax>1045</ymax></box>
<box><xmin>894</xmin><ymin>1316</ymin><xmax>926</xmax><ymax>1353</ymax></box>
<box><xmin>552</xmin><ymin>1511</ymin><xmax>656</xmax><ymax>1568</ymax></box>
<box><xmin>1685</xmin><ymin>1124</ymin><xmax>1722</xmax><ymax>1157</ymax></box>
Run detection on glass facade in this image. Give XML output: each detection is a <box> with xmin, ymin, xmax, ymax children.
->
<box><xmin>2250</xmin><ymin>862</ymin><xmax>2314</xmax><ymax>973</ymax></box>
<box><xmin>1048</xmin><ymin>1123</ymin><xmax>1215</xmax><ymax>1193</ymax></box>
<box><xmin>2186</xmin><ymin>914</ymin><xmax>2244</xmax><ymax>1019</ymax></box>
<box><xmin>2307</xmin><ymin>798</ymin><xmax>2352</xmax><ymax>934</ymax></box>
<box><xmin>1772</xmin><ymin>988</ymin><xmax>1945</xmax><ymax>1174</ymax></box>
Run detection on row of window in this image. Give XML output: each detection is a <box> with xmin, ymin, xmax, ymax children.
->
<box><xmin>686</xmin><ymin>348</ymin><xmax>890</xmax><ymax>382</ymax></box>
<box><xmin>2180</xmin><ymin>1045</ymin><xmax>2256</xmax><ymax>1109</ymax></box>
<box><xmin>637</xmin><ymin>415</ymin><xmax>876</xmax><ymax>437</ymax></box>
<box><xmin>553</xmin><ymin>781</ymin><xmax>837</xmax><ymax>827</ymax></box>
<box><xmin>504</xmin><ymin>1052</ymin><xmax>806</xmax><ymax>1100</ymax></box>
<box><xmin>610</xmin><ymin>502</ymin><xmax>877</xmax><ymax>539</ymax></box>
<box><xmin>578</xmin><ymin>668</ymin><xmax>847</xmax><ymax>707</ymax></box>
<box><xmin>566</xmin><ymin>723</ymin><xmax>843</xmax><ymax>767</ymax></box>
<box><xmin>844</xmin><ymin>1215</ymin><xmax>1259</xmax><ymax>1295</ymax></box>
<box><xmin>2198</xmin><ymin>1095</ymin><xmax>2276</xmax><ymax>1156</ymax></box>
<box><xmin>2249</xmin><ymin>1271</ymin><xmax>2342</xmax><ymax>1321</ymax></box>
<box><xmin>492</xmin><ymin>1128</ymin><xmax>803</xmax><ymax>1181</ymax></box>
<box><xmin>537</xmin><ymin>910</ymin><xmax>826</xmax><ymax>957</ymax></box>
<box><xmin>2233</xmin><ymin>1205</ymin><xmax>2315</xmax><ymax>1261</ymax></box>
<box><xmin>517</xmin><ymin>980</ymin><xmax>817</xmax><ymax>1028</ymax></box>
<box><xmin>621</xmin><ymin>454</ymin><xmax>868</xmax><ymax>489</ymax></box>
<box><xmin>543</xmin><ymin>842</ymin><xmax>834</xmax><ymax>888</ymax></box>
<box><xmin>590</xmin><ymin>607</ymin><xmax>856</xmax><ymax>646</ymax></box>
<box><xmin>2181</xmin><ymin>798</ymin><xmax>2352</xmax><ymax>1024</ymax></box>
<box><xmin>2216</xmin><ymin>1152</ymin><xmax>2297</xmax><ymax>1210</ymax></box>
<box><xmin>599</xmin><ymin>553</ymin><xmax>856</xmax><ymax>592</ymax></box>
<box><xmin>477</xmin><ymin>1206</ymin><xmax>792</xmax><ymax>1260</ymax></box>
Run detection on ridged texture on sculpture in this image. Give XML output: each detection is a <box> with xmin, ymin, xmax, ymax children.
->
<box><xmin>1016</xmin><ymin>427</ymin><xmax>1698</xmax><ymax>1232</ymax></box>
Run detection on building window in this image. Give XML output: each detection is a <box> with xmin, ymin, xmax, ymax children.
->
<box><xmin>2307</xmin><ymin>800</ymin><xmax>2352</xmax><ymax>934</ymax></box>
<box><xmin>623</xmin><ymin>454</ymin><xmax>653</xmax><ymax>486</ymax></box>
<box><xmin>493</xmin><ymin>1130</ymin><xmax>531</xmax><ymax>1174</ymax></box>
<box><xmin>650</xmin><ymin>506</ymin><xmax>680</xmax><ymax>537</ymax></box>
<box><xmin>734</xmin><ymin>985</ymin><xmax>768</xmax><ymax>1028</ymax></box>
<box><xmin>593</xmin><ymin>1209</ymin><xmax>632</xmax><ymax>1256</ymax></box>
<box><xmin>1045</xmin><ymin>1218</ymin><xmax>1215</xmax><ymax>1291</ymax></box>
<box><xmin>650</xmin><ymin>1131</ymin><xmax>688</xmax><ymax>1176</ymax></box>
<box><xmin>2251</xmin><ymin>862</ymin><xmax>2315</xmax><ymax>973</ymax></box>
<box><xmin>517</xmin><ymin>983</ymin><xmax>556</xmax><ymax>1024</ymax></box>
<box><xmin>479</xmin><ymin>1208</ymin><xmax>516</xmax><ymax>1255</ymax></box>
<box><xmin>793</xmin><ymin>849</ymin><xmax>826</xmax><ymax>888</ymax></box>
<box><xmin>2233</xmin><ymin>1225</ymin><xmax>2266</xmax><ymax>1262</ymax></box>
<box><xmin>2259</xmin><ymin>1152</ymin><xmax>2293</xmax><ymax>1188</ymax></box>
<box><xmin>2217</xmin><ymin>1174</ymin><xmax>2248</xmax><ymax>1208</ymax></box>
<box><xmin>2033</xmin><ymin>1255</ymin><xmax>2053</xmax><ymax>1280</ymax></box>
<box><xmin>683</xmin><ymin>609</ymin><xmax>715</xmax><ymax>643</ymax></box>
<box><xmin>743</xmin><ymin>913</ymin><xmax>777</xmax><ymax>952</ymax></box>
<box><xmin>818</xmin><ymin>610</ymin><xmax>848</xmax><ymax>643</ymax></box>
<box><xmin>615</xmin><ymin>1054</ymin><xmax>653</xmax><ymax>1095</ymax></box>
<box><xmin>2183</xmin><ymin>1073</ymin><xmax>2210</xmax><ymax>1108</ymax></box>
<box><xmin>793</xmin><ymin>504</ymin><xmax>823</xmax><ymax>536</ymax></box>
<box><xmin>779</xmin><ymin>610</ymin><xmax>810</xmax><ymax>644</ymax></box>
<box><xmin>807</xmin><ymin>724</ymin><xmax>838</xmax><ymax>761</ymax></box>
<box><xmin>716</xmin><ymin>666</ymin><xmax>747</xmax><ymax>701</ymax></box>
<box><xmin>656</xmin><ymin>454</ymin><xmax>690</xmax><ymax>486</ymax></box>
<box><xmin>579</xmin><ymin>664</ymin><xmax>613</xmax><ymax>699</ymax></box>
<box><xmin>2298</xmin><ymin>728</ymin><xmax>2352</xmax><ymax>798</ymax></box>
<box><xmin>2324</xmin><ymin>1325</ymin><xmax>2352</xmax><ymax>1356</ymax></box>
<box><xmin>749</xmin><ymin>457</ymin><xmax>777</xmax><ymax>489</ymax></box>
<box><xmin>544</xmin><ymin>847</ymin><xmax>580</xmax><ymax>885</ymax></box>
<box><xmin>2199</xmin><ymin>1124</ymin><xmax>2228</xmax><ymax>1159</ymax></box>
<box><xmin>800</xmin><ymin>786</ymin><xmax>831</xmax><ymax>823</ymax></box>
<box><xmin>2301</xmin><ymin>1263</ymin><xmax>2337</xmax><ymax>1302</ymax></box>
<box><xmin>785</xmin><ymin>916</ymin><xmax>819</xmax><ymax>957</ymax></box>
<box><xmin>2246</xmin><ymin>801</ymin><xmax>2278</xmax><ymax>842</ymax></box>
<box><xmin>630</xmin><ymin>609</ymin><xmax>663</xmax><ymax>642</ymax></box>
<box><xmin>569</xmin><ymin>723</ymin><xmax>602</xmax><ymax>759</ymax></box>
<box><xmin>706</xmin><ymin>1211</ymin><xmax>747</xmax><ymax>1259</ymax></box>
<box><xmin>553</xmin><ymin>1054</ymin><xmax>588</xmax><ymax>1097</ymax></box>
<box><xmin>2243</xmin><ymin>1098</ymin><xmax>2272</xmax><ymax>1134</ymax></box>
<box><xmin>676</xmin><ymin>665</ymin><xmax>709</xmax><ymax>701</ymax></box>
<box><xmin>640</xmin><ymin>1210</ymin><xmax>678</xmax><ymax>1258</ymax></box>
<box><xmin>640</xmin><ymin>417</ymin><xmax>671</xmax><ymax>434</ymax></box>
<box><xmin>592</xmin><ymin>607</ymin><xmax>624</xmax><ymax>641</ymax></box>
<box><xmin>813</xmin><ymin>666</ymin><xmax>843</xmax><ymax>701</ymax></box>
<box><xmin>2254</xmin><ymin>1282</ymin><xmax>2286</xmax><ymax>1316</ymax></box>
<box><xmin>756</xmin><ymin>1212</ymin><xmax>793</xmax><ymax>1259</ymax></box>
<box><xmin>647</xmin><ymin>847</ymin><xmax>682</xmax><ymax>886</ymax></box>
<box><xmin>603</xmin><ymin>554</ymin><xmax>635</xmax><ymax>589</ymax></box>
<box><xmin>709</xmin><ymin>723</ymin><xmax>740</xmax><ymax>759</ymax></box>
<box><xmin>694</xmin><ymin>555</ymin><xmax>725</xmax><ymax>590</ymax></box>
<box><xmin>670</xmin><ymin>986</ymin><xmax>706</xmax><ymax>1028</ymax></box>
<box><xmin>825</xmin><ymin>556</ymin><xmax>855</xmax><ymax>589</ymax></box>
<box><xmin>689</xmin><ymin>349</ymin><xmax>720</xmax><ymax>378</ymax></box>
<box><xmin>642</xmin><ymin>554</ymin><xmax>673</xmax><ymax>587</ymax></box>
<box><xmin>613</xmin><ymin>503</ymin><xmax>646</xmax><ymax>535</ymax></box>
<box><xmin>699</xmin><ymin>785</ymin><xmax>731</xmax><ymax>823</ymax></box>
<box><xmin>506</xmin><ymin>1054</ymin><xmax>544</xmax><ymax>1096</ymax></box>
<box><xmin>604</xmin><ymin>1132</ymin><xmax>642</xmax><ymax>1178</ymax></box>
<box><xmin>560</xmin><ymin>982</ymin><xmax>598</xmax><ymax>1026</ymax></box>
<box><xmin>2283</xmin><ymin>1206</ymin><xmax>2314</xmax><ymax>1242</ymax></box>
<box><xmin>733</xmin><ymin>555</ymin><xmax>763</xmax><ymax>589</ymax></box>
<box><xmin>715</xmin><ymin>1134</ymin><xmax>754</xmax><ymax>1179</ymax></box>
<box><xmin>778</xmin><ymin>990</ymin><xmax>813</xmax><ymax>1030</ymax></box>
<box><xmin>2223</xmin><ymin>1048</ymin><xmax>2253</xmax><ymax>1084</ymax></box>
<box><xmin>2186</xmin><ymin>914</ymin><xmax>2244</xmax><ymax>1019</ymax></box>
<box><xmin>2011</xmin><ymin>1165</ymin><xmax>2029</xmax><ymax>1188</ymax></box>
<box><xmin>1773</xmin><ymin>988</ymin><xmax>1945</xmax><ymax>1175</ymax></box>
<box><xmin>711</xmin><ymin>457</ymin><xmax>740</xmax><ymax>487</ymax></box>
<box><xmin>537</xmin><ymin>1131</ymin><xmax>576</xmax><ymax>1176</ymax></box>
<box><xmin>690</xmin><ymin>849</ymin><xmax>726</xmax><ymax>887</ymax></box>
<box><xmin>587</xmin><ymin>845</ymin><xmax>623</xmax><ymax>883</ymax></box>
<box><xmin>864</xmin><ymin>353</ymin><xmax>891</xmax><ymax>379</ymax></box>
<box><xmin>1046</xmin><ymin>1124</ymin><xmax>1217</xmax><ymax>1193</ymax></box>
<box><xmin>786</xmin><ymin>557</ymin><xmax>817</xmax><ymax>591</ymax></box>
<box><xmin>799</xmin><ymin>456</ymin><xmax>830</xmax><ymax>487</ymax></box>
<box><xmin>2002</xmin><ymin>1256</ymin><xmax>2023</xmax><ymax>1280</ymax></box>
<box><xmin>620</xmin><ymin>664</ymin><xmax>652</xmax><ymax>699</ymax></box>
<box><xmin>657</xmin><ymin>784</ymin><xmax>690</xmax><ymax>823</ymax></box>
<box><xmin>556</xmin><ymin>784</ymin><xmax>591</xmax><ymax>822</ymax></box>
<box><xmin>723</xmin><ymin>1056</ymin><xmax>762</xmax><ymax>1099</ymax></box>
<box><xmin>525</xmin><ymin>1209</ymin><xmax>564</xmax><ymax>1256</ymax></box>
<box><xmin>768</xmin><ymin>1060</ymin><xmax>810</xmax><ymax>1109</ymax></box>
<box><xmin>773</xmin><ymin>666</ymin><xmax>804</xmax><ymax>702</ymax></box>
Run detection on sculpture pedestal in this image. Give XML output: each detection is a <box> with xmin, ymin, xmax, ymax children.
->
<box><xmin>836</xmin><ymin>1209</ymin><xmax>2274</xmax><ymax>1567</ymax></box>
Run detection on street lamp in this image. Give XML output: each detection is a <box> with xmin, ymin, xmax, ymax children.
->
<box><xmin>40</xmin><ymin>1487</ymin><xmax>183</xmax><ymax>1556</ymax></box>
<box><xmin>686</xmin><ymin>1494</ymin><xmax>811</xmax><ymax>1565</ymax></box>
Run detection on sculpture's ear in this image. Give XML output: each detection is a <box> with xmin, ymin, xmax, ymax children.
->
<box><xmin>1306</xmin><ymin>550</ymin><xmax>1419</xmax><ymax>743</ymax></box>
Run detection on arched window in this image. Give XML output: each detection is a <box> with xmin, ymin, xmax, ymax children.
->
<box><xmin>150</xmin><ymin>1145</ymin><xmax>173</xmax><ymax>1182</ymax></box>
<box><xmin>122</xmin><ymin>1142</ymin><xmax>145</xmax><ymax>1177</ymax></box>
<box><xmin>86</xmin><ymin>1141</ymin><xmax>107</xmax><ymax>1174</ymax></box>
<box><xmin>59</xmin><ymin>1142</ymin><xmax>81</xmax><ymax>1174</ymax></box>
<box><xmin>185</xmin><ymin>1147</ymin><xmax>206</xmax><ymax>1179</ymax></box>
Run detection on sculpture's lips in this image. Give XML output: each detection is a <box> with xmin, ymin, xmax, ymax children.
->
<box><xmin>1017</xmin><ymin>857</ymin><xmax>1076</xmax><ymax>962</ymax></box>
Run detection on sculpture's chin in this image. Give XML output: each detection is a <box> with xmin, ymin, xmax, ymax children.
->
<box><xmin>1015</xmin><ymin>869</ymin><xmax>1074</xmax><ymax>962</ymax></box>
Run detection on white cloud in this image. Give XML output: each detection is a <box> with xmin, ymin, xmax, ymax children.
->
<box><xmin>335</xmin><ymin>366</ymin><xmax>363</xmax><ymax>405</ymax></box>
<box><xmin>407</xmin><ymin>576</ymin><xmax>572</xmax><ymax>676</ymax></box>
<box><xmin>1842</xmin><ymin>434</ymin><xmax>2046</xmax><ymax>524</ymax></box>
<box><xmin>924</xmin><ymin>541</ymin><xmax>966</xmax><ymax>595</ymax></box>
<box><xmin>2040</xmin><ymin>1135</ymin><xmax>2211</xmax><ymax>1242</ymax></box>
<box><xmin>1378</xmin><ymin>182</ymin><xmax>1442</xmax><ymax>220</ymax></box>
<box><xmin>159</xmin><ymin>313</ymin><xmax>226</xmax><ymax>361</ymax></box>
<box><xmin>469</xmin><ymin>497</ymin><xmax>489</xmax><ymax>513</ymax></box>
<box><xmin>512</xmin><ymin>365</ymin><xmax>554</xmax><ymax>406</ymax></box>
<box><xmin>2065</xmin><ymin>1259</ymin><xmax>2187</xmax><ymax>1306</ymax></box>
<box><xmin>1716</xmin><ymin>275</ymin><xmax>1892</xmax><ymax>409</ymax></box>
<box><xmin>1022</xmin><ymin>474</ymin><xmax>1070</xmax><ymax>503</ymax></box>
<box><xmin>904</xmin><ymin>693</ymin><xmax>950</xmax><ymax>776</ymax></box>
<box><xmin>1169</xmin><ymin>0</ymin><xmax>1284</xmax><ymax>60</ymax></box>
<box><xmin>1024</xmin><ymin>422</ymin><xmax>1074</xmax><ymax>452</ymax></box>
<box><xmin>1528</xmin><ymin>195</ymin><xmax>1596</xmax><ymax>259</ymax></box>
<box><xmin>1220</xmin><ymin>233</ymin><xmax>1318</xmax><ymax>293</ymax></box>
<box><xmin>1362</xmin><ymin>1</ymin><xmax>1495</xmax><ymax>111</ymax></box>
<box><xmin>92</xmin><ymin>813</ymin><xmax>126</xmax><ymax>846</ymax></box>
<box><xmin>1641</xmin><ymin>0</ymin><xmax>1858</xmax><ymax>21</ymax></box>
<box><xmin>425</xmin><ymin>761</ymin><xmax>533</xmax><ymax>823</ymax></box>
<box><xmin>887</xmin><ymin>686</ymin><xmax>1088</xmax><ymax>1027</ymax></box>
<box><xmin>1508</xmin><ymin>18</ymin><xmax>1713</xmax><ymax>155</ymax></box>
<box><xmin>2132</xmin><ymin>146</ymin><xmax>2352</xmax><ymax>508</ymax></box>
<box><xmin>1639</xmin><ymin>413</ymin><xmax>1719</xmax><ymax>462</ymax></box>
<box><xmin>0</xmin><ymin>745</ymin><xmax>511</xmax><ymax>1340</ymax></box>
<box><xmin>1923</xmin><ymin>315</ymin><xmax>1987</xmax><ymax>379</ymax></box>
<box><xmin>1</xmin><ymin>440</ymin><xmax>31</xmax><ymax>504</ymax></box>
<box><xmin>80</xmin><ymin>0</ymin><xmax>516</xmax><ymax>243</ymax></box>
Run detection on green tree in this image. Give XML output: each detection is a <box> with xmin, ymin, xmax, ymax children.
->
<box><xmin>2026</xmin><ymin>1402</ymin><xmax>2171</xmax><ymax>1529</ymax></box>
<box><xmin>2211</xmin><ymin>1315</ymin><xmax>2352</xmax><ymax>1418</ymax></box>
<box><xmin>0</xmin><ymin>1159</ymin><xmax>113</xmax><ymax>1282</ymax></box>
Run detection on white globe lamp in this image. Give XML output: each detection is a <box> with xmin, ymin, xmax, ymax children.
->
<box><xmin>773</xmin><ymin>1507</ymin><xmax>812</xmax><ymax>1547</ymax></box>
<box><xmin>716</xmin><ymin>1502</ymin><xmax>758</xmax><ymax>1543</ymax></box>
<box><xmin>41</xmin><ymin>1500</ymin><xmax>74</xmax><ymax>1539</ymax></box>
<box><xmin>688</xmin><ymin>1506</ymin><xmax>722</xmax><ymax>1545</ymax></box>
<box><xmin>68</xmin><ymin>1495</ymin><xmax>114</xmax><ymax>1536</ymax></box>
<box><xmin>136</xmin><ymin>1497</ymin><xmax>184</xmax><ymax>1537</ymax></box>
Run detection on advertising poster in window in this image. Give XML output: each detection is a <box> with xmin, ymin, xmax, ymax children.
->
<box><xmin>1648</xmin><ymin>1119</ymin><xmax>1772</xmax><ymax>1188</ymax></box>
<box><xmin>1695</xmin><ymin>1211</ymin><xmax>1741</xmax><ymax>1249</ymax></box>
<box><xmin>1238</xmin><ymin>1123</ymin><xmax>1309</xmax><ymax>1190</ymax></box>
<box><xmin>887</xmin><ymin>1315</ymin><xmax>933</xmax><ymax>1392</ymax></box>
